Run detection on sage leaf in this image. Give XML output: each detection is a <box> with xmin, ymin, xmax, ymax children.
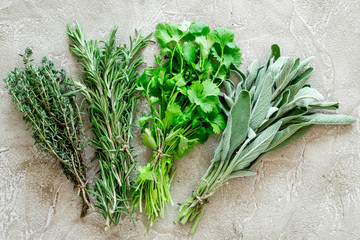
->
<box><xmin>250</xmin><ymin>72</ymin><xmax>273</xmax><ymax>130</ymax></box>
<box><xmin>233</xmin><ymin>121</ymin><xmax>282</xmax><ymax>170</ymax></box>
<box><xmin>221</xmin><ymin>90</ymin><xmax>251</xmax><ymax>161</ymax></box>
<box><xmin>227</xmin><ymin>169</ymin><xmax>256</xmax><ymax>180</ymax></box>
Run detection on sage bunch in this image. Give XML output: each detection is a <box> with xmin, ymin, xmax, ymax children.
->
<box><xmin>175</xmin><ymin>44</ymin><xmax>356</xmax><ymax>233</ymax></box>
<box><xmin>4</xmin><ymin>48</ymin><xmax>92</xmax><ymax>217</ymax></box>
<box><xmin>67</xmin><ymin>23</ymin><xmax>151</xmax><ymax>230</ymax></box>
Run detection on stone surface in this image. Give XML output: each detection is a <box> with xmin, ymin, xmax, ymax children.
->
<box><xmin>1</xmin><ymin>0</ymin><xmax>360</xmax><ymax>239</ymax></box>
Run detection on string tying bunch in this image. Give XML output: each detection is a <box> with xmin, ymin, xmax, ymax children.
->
<box><xmin>152</xmin><ymin>128</ymin><xmax>173</xmax><ymax>184</ymax></box>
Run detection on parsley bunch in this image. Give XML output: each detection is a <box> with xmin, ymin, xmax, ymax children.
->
<box><xmin>4</xmin><ymin>49</ymin><xmax>93</xmax><ymax>217</ymax></box>
<box><xmin>175</xmin><ymin>45</ymin><xmax>356</xmax><ymax>233</ymax></box>
<box><xmin>67</xmin><ymin>23</ymin><xmax>151</xmax><ymax>230</ymax></box>
<box><xmin>134</xmin><ymin>21</ymin><xmax>242</xmax><ymax>226</ymax></box>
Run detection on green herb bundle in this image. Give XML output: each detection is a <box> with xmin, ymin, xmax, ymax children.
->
<box><xmin>4</xmin><ymin>49</ymin><xmax>92</xmax><ymax>217</ymax></box>
<box><xmin>134</xmin><ymin>21</ymin><xmax>242</xmax><ymax>226</ymax></box>
<box><xmin>175</xmin><ymin>44</ymin><xmax>356</xmax><ymax>233</ymax></box>
<box><xmin>67</xmin><ymin>23</ymin><xmax>151</xmax><ymax>229</ymax></box>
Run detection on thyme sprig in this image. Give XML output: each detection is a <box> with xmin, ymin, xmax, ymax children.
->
<box><xmin>4</xmin><ymin>48</ymin><xmax>93</xmax><ymax>217</ymax></box>
<box><xmin>67</xmin><ymin>22</ymin><xmax>152</xmax><ymax>230</ymax></box>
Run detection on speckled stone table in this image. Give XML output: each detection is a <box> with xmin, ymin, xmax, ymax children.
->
<box><xmin>1</xmin><ymin>0</ymin><xmax>359</xmax><ymax>239</ymax></box>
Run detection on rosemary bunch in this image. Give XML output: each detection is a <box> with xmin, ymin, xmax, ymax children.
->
<box><xmin>67</xmin><ymin>22</ymin><xmax>152</xmax><ymax>229</ymax></box>
<box><xmin>4</xmin><ymin>48</ymin><xmax>93</xmax><ymax>217</ymax></box>
<box><xmin>175</xmin><ymin>44</ymin><xmax>356</xmax><ymax>233</ymax></box>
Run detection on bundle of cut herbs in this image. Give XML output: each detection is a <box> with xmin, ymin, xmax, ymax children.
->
<box><xmin>133</xmin><ymin>21</ymin><xmax>242</xmax><ymax>226</ymax></box>
<box><xmin>175</xmin><ymin>44</ymin><xmax>356</xmax><ymax>233</ymax></box>
<box><xmin>67</xmin><ymin>23</ymin><xmax>152</xmax><ymax>229</ymax></box>
<box><xmin>4</xmin><ymin>48</ymin><xmax>93</xmax><ymax>217</ymax></box>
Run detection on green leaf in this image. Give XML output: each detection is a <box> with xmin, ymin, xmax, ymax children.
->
<box><xmin>195</xmin><ymin>34</ymin><xmax>215</xmax><ymax>60</ymax></box>
<box><xmin>178</xmin><ymin>20</ymin><xmax>192</xmax><ymax>33</ymax></box>
<box><xmin>291</xmin><ymin>87</ymin><xmax>324</xmax><ymax>108</ymax></box>
<box><xmin>286</xmin><ymin>67</ymin><xmax>314</xmax><ymax>99</ymax></box>
<box><xmin>138</xmin><ymin>165</ymin><xmax>154</xmax><ymax>181</ymax></box>
<box><xmin>234</xmin><ymin>121</ymin><xmax>282</xmax><ymax>170</ymax></box>
<box><xmin>203</xmin><ymin>79</ymin><xmax>220</xmax><ymax>96</ymax></box>
<box><xmin>182</xmin><ymin>42</ymin><xmax>196</xmax><ymax>64</ymax></box>
<box><xmin>155</xmin><ymin>23</ymin><xmax>182</xmax><ymax>48</ymax></box>
<box><xmin>189</xmin><ymin>22</ymin><xmax>210</xmax><ymax>36</ymax></box>
<box><xmin>227</xmin><ymin>169</ymin><xmax>256</xmax><ymax>180</ymax></box>
<box><xmin>142</xmin><ymin>128</ymin><xmax>157</xmax><ymax>150</ymax></box>
<box><xmin>187</xmin><ymin>81</ymin><xmax>220</xmax><ymax>113</ymax></box>
<box><xmin>211</xmin><ymin>122</ymin><xmax>221</xmax><ymax>134</ymax></box>
<box><xmin>177</xmin><ymin>135</ymin><xmax>198</xmax><ymax>158</ymax></box>
<box><xmin>271</xmin><ymin>44</ymin><xmax>281</xmax><ymax>61</ymax></box>
<box><xmin>164</xmin><ymin>103</ymin><xmax>183</xmax><ymax>127</ymax></box>
<box><xmin>136</xmin><ymin>114</ymin><xmax>152</xmax><ymax>128</ymax></box>
<box><xmin>308</xmin><ymin>102</ymin><xmax>339</xmax><ymax>110</ymax></box>
<box><xmin>220</xmin><ymin>90</ymin><xmax>251</xmax><ymax>162</ymax></box>
<box><xmin>150</xmin><ymin>96</ymin><xmax>159</xmax><ymax>105</ymax></box>
<box><xmin>243</xmin><ymin>60</ymin><xmax>259</xmax><ymax>90</ymax></box>
<box><xmin>266</xmin><ymin>124</ymin><xmax>313</xmax><ymax>152</ymax></box>
<box><xmin>294</xmin><ymin>113</ymin><xmax>356</xmax><ymax>125</ymax></box>
<box><xmin>222</xmin><ymin>44</ymin><xmax>242</xmax><ymax>69</ymax></box>
<box><xmin>250</xmin><ymin>72</ymin><xmax>272</xmax><ymax>130</ymax></box>
<box><xmin>213</xmin><ymin>28</ymin><xmax>234</xmax><ymax>48</ymax></box>
<box><xmin>273</xmin><ymin>57</ymin><xmax>295</xmax><ymax>96</ymax></box>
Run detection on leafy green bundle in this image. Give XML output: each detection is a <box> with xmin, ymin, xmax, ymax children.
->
<box><xmin>4</xmin><ymin>49</ymin><xmax>92</xmax><ymax>217</ymax></box>
<box><xmin>67</xmin><ymin>23</ymin><xmax>151</xmax><ymax>230</ymax></box>
<box><xmin>134</xmin><ymin>21</ymin><xmax>242</xmax><ymax>225</ymax></box>
<box><xmin>175</xmin><ymin>44</ymin><xmax>356</xmax><ymax>233</ymax></box>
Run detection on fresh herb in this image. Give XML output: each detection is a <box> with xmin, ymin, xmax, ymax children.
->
<box><xmin>4</xmin><ymin>48</ymin><xmax>93</xmax><ymax>217</ymax></box>
<box><xmin>67</xmin><ymin>23</ymin><xmax>152</xmax><ymax>230</ymax></box>
<box><xmin>175</xmin><ymin>44</ymin><xmax>356</xmax><ymax>233</ymax></box>
<box><xmin>133</xmin><ymin>21</ymin><xmax>242</xmax><ymax>226</ymax></box>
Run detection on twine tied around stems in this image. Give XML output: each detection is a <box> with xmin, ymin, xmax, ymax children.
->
<box><xmin>115</xmin><ymin>130</ymin><xmax>135</xmax><ymax>164</ymax></box>
<box><xmin>152</xmin><ymin>128</ymin><xmax>173</xmax><ymax>184</ymax></box>
<box><xmin>70</xmin><ymin>155</ymin><xmax>95</xmax><ymax>210</ymax></box>
<box><xmin>195</xmin><ymin>179</ymin><xmax>210</xmax><ymax>205</ymax></box>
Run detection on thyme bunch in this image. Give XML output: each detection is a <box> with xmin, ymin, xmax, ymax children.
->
<box><xmin>67</xmin><ymin>23</ymin><xmax>152</xmax><ymax>230</ymax></box>
<box><xmin>4</xmin><ymin>48</ymin><xmax>93</xmax><ymax>217</ymax></box>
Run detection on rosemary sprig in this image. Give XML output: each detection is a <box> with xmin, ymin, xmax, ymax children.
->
<box><xmin>67</xmin><ymin>22</ymin><xmax>152</xmax><ymax>230</ymax></box>
<box><xmin>4</xmin><ymin>48</ymin><xmax>93</xmax><ymax>217</ymax></box>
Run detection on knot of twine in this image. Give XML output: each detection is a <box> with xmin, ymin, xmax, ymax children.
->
<box><xmin>195</xmin><ymin>179</ymin><xmax>210</xmax><ymax>205</ymax></box>
<box><xmin>77</xmin><ymin>180</ymin><xmax>88</xmax><ymax>190</ymax></box>
<box><xmin>152</xmin><ymin>128</ymin><xmax>173</xmax><ymax>185</ymax></box>
<box><xmin>115</xmin><ymin>130</ymin><xmax>135</xmax><ymax>164</ymax></box>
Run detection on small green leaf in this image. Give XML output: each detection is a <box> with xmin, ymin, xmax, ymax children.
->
<box><xmin>271</xmin><ymin>44</ymin><xmax>280</xmax><ymax>60</ymax></box>
<box><xmin>177</xmin><ymin>135</ymin><xmax>198</xmax><ymax>158</ymax></box>
<box><xmin>189</xmin><ymin>22</ymin><xmax>210</xmax><ymax>36</ymax></box>
<box><xmin>142</xmin><ymin>128</ymin><xmax>157</xmax><ymax>150</ymax></box>
<box><xmin>136</xmin><ymin>114</ymin><xmax>152</xmax><ymax>128</ymax></box>
<box><xmin>195</xmin><ymin>34</ymin><xmax>215</xmax><ymax>60</ymax></box>
<box><xmin>138</xmin><ymin>165</ymin><xmax>154</xmax><ymax>181</ymax></box>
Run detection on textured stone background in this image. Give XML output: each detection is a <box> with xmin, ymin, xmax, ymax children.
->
<box><xmin>1</xmin><ymin>0</ymin><xmax>360</xmax><ymax>239</ymax></box>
